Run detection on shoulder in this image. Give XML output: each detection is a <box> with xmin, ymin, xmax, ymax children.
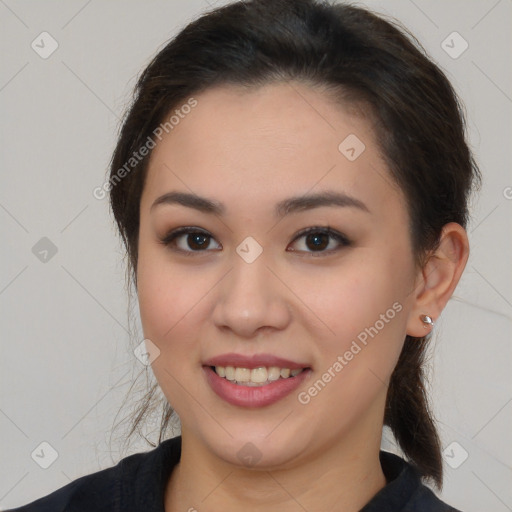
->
<box><xmin>361</xmin><ymin>450</ymin><xmax>463</xmax><ymax>512</ymax></box>
<box><xmin>5</xmin><ymin>437</ymin><xmax>181</xmax><ymax>512</ymax></box>
<box><xmin>5</xmin><ymin>462</ymin><xmax>122</xmax><ymax>512</ymax></box>
<box><xmin>406</xmin><ymin>483</ymin><xmax>463</xmax><ymax>512</ymax></box>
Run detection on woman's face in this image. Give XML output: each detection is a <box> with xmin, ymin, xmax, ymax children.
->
<box><xmin>137</xmin><ymin>82</ymin><xmax>421</xmax><ymax>468</ymax></box>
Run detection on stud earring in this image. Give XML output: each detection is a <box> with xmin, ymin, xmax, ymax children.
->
<box><xmin>420</xmin><ymin>314</ymin><xmax>434</xmax><ymax>328</ymax></box>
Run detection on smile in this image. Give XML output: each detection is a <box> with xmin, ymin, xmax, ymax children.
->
<box><xmin>203</xmin><ymin>365</ymin><xmax>311</xmax><ymax>407</ymax></box>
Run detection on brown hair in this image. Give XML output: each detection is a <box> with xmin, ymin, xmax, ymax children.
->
<box><xmin>108</xmin><ymin>0</ymin><xmax>480</xmax><ymax>489</ymax></box>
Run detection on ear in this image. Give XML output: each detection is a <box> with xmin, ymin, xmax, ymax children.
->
<box><xmin>406</xmin><ymin>222</ymin><xmax>470</xmax><ymax>337</ymax></box>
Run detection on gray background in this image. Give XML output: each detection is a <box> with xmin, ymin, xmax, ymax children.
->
<box><xmin>1</xmin><ymin>0</ymin><xmax>511</xmax><ymax>510</ymax></box>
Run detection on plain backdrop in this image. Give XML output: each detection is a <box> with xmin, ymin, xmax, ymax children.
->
<box><xmin>1</xmin><ymin>1</ymin><xmax>511</xmax><ymax>510</ymax></box>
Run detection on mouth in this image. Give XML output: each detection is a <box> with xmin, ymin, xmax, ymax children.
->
<box><xmin>202</xmin><ymin>354</ymin><xmax>312</xmax><ymax>407</ymax></box>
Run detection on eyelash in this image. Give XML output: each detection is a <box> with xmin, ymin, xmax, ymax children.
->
<box><xmin>159</xmin><ymin>226</ymin><xmax>351</xmax><ymax>257</ymax></box>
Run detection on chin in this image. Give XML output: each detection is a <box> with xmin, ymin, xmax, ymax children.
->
<box><xmin>196</xmin><ymin>423</ymin><xmax>314</xmax><ymax>470</ymax></box>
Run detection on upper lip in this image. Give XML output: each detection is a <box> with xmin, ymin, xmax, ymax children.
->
<box><xmin>203</xmin><ymin>353</ymin><xmax>310</xmax><ymax>370</ymax></box>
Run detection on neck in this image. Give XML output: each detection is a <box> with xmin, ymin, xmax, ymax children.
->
<box><xmin>165</xmin><ymin>402</ymin><xmax>387</xmax><ymax>511</ymax></box>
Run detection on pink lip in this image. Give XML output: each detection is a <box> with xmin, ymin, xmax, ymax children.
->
<box><xmin>203</xmin><ymin>366</ymin><xmax>311</xmax><ymax>408</ymax></box>
<box><xmin>203</xmin><ymin>353</ymin><xmax>309</xmax><ymax>370</ymax></box>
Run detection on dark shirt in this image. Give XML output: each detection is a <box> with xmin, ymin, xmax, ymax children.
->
<box><xmin>6</xmin><ymin>436</ymin><xmax>462</xmax><ymax>511</ymax></box>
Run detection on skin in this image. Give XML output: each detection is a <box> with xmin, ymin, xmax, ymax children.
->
<box><xmin>136</xmin><ymin>81</ymin><xmax>469</xmax><ymax>512</ymax></box>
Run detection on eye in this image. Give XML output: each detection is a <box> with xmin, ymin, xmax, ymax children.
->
<box><xmin>287</xmin><ymin>226</ymin><xmax>351</xmax><ymax>256</ymax></box>
<box><xmin>159</xmin><ymin>227</ymin><xmax>221</xmax><ymax>254</ymax></box>
<box><xmin>159</xmin><ymin>225</ymin><xmax>350</xmax><ymax>257</ymax></box>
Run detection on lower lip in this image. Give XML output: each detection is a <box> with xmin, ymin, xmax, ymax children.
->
<box><xmin>203</xmin><ymin>366</ymin><xmax>311</xmax><ymax>408</ymax></box>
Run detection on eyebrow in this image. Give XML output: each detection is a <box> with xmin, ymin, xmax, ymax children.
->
<box><xmin>150</xmin><ymin>190</ymin><xmax>370</xmax><ymax>217</ymax></box>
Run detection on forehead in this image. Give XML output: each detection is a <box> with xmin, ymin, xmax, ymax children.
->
<box><xmin>141</xmin><ymin>82</ymin><xmax>404</xmax><ymax>217</ymax></box>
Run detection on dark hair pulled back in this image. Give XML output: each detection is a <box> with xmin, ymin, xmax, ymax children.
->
<box><xmin>109</xmin><ymin>0</ymin><xmax>481</xmax><ymax>489</ymax></box>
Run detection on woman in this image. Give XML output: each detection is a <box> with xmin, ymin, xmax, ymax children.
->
<box><xmin>8</xmin><ymin>0</ymin><xmax>480</xmax><ymax>510</ymax></box>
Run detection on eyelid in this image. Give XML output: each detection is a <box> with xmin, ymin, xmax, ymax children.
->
<box><xmin>159</xmin><ymin>225</ymin><xmax>351</xmax><ymax>256</ymax></box>
<box><xmin>159</xmin><ymin>226</ymin><xmax>222</xmax><ymax>256</ymax></box>
<box><xmin>290</xmin><ymin>226</ymin><xmax>350</xmax><ymax>245</ymax></box>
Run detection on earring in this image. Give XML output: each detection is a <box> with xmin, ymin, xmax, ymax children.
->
<box><xmin>420</xmin><ymin>314</ymin><xmax>435</xmax><ymax>328</ymax></box>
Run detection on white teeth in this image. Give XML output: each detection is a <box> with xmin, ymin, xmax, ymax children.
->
<box><xmin>213</xmin><ymin>365</ymin><xmax>305</xmax><ymax>386</ymax></box>
<box><xmin>268</xmin><ymin>366</ymin><xmax>281</xmax><ymax>381</ymax></box>
<box><xmin>225</xmin><ymin>366</ymin><xmax>236</xmax><ymax>381</ymax></box>
<box><xmin>234</xmin><ymin>367</ymin><xmax>251</xmax><ymax>382</ymax></box>
<box><xmin>251</xmin><ymin>367</ymin><xmax>268</xmax><ymax>383</ymax></box>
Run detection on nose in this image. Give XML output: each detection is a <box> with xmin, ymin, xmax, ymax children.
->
<box><xmin>211</xmin><ymin>247</ymin><xmax>292</xmax><ymax>339</ymax></box>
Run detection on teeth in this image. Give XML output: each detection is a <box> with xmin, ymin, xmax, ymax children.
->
<box><xmin>234</xmin><ymin>367</ymin><xmax>251</xmax><ymax>382</ymax></box>
<box><xmin>251</xmin><ymin>367</ymin><xmax>268</xmax><ymax>383</ymax></box>
<box><xmin>268</xmin><ymin>366</ymin><xmax>281</xmax><ymax>381</ymax></box>
<box><xmin>213</xmin><ymin>365</ymin><xmax>305</xmax><ymax>386</ymax></box>
<box><xmin>225</xmin><ymin>366</ymin><xmax>236</xmax><ymax>381</ymax></box>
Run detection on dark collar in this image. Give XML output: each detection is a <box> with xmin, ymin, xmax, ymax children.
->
<box><xmin>121</xmin><ymin>436</ymin><xmax>455</xmax><ymax>512</ymax></box>
<box><xmin>360</xmin><ymin>450</ymin><xmax>423</xmax><ymax>511</ymax></box>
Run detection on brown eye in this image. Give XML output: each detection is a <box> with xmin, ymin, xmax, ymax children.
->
<box><xmin>160</xmin><ymin>225</ymin><xmax>350</xmax><ymax>257</ymax></box>
<box><xmin>304</xmin><ymin>232</ymin><xmax>330</xmax><ymax>251</ymax></box>
<box><xmin>288</xmin><ymin>227</ymin><xmax>351</xmax><ymax>255</ymax></box>
<box><xmin>185</xmin><ymin>232</ymin><xmax>211</xmax><ymax>250</ymax></box>
<box><xmin>161</xmin><ymin>227</ymin><xmax>221</xmax><ymax>254</ymax></box>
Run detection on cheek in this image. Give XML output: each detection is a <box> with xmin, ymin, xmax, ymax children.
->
<box><xmin>293</xmin><ymin>254</ymin><xmax>409</xmax><ymax>378</ymax></box>
<box><xmin>137</xmin><ymin>263</ymin><xmax>206</xmax><ymax>346</ymax></box>
<box><xmin>136</xmin><ymin>254</ymin><xmax>210</xmax><ymax>411</ymax></box>
<box><xmin>299</xmin><ymin>260</ymin><xmax>404</xmax><ymax>338</ymax></box>
<box><xmin>292</xmin><ymin>262</ymin><xmax>407</xmax><ymax>428</ymax></box>
<box><xmin>136</xmin><ymin>238</ymin><xmax>204</xmax><ymax>351</ymax></box>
